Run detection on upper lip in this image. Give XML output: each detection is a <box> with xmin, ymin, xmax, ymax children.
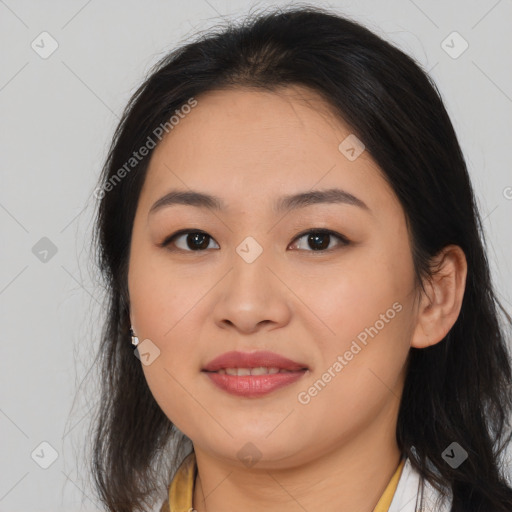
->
<box><xmin>202</xmin><ymin>350</ymin><xmax>308</xmax><ymax>372</ymax></box>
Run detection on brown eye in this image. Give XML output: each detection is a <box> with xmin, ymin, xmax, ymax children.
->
<box><xmin>161</xmin><ymin>228</ymin><xmax>349</xmax><ymax>253</ymax></box>
<box><xmin>162</xmin><ymin>230</ymin><xmax>220</xmax><ymax>251</ymax></box>
<box><xmin>289</xmin><ymin>229</ymin><xmax>350</xmax><ymax>252</ymax></box>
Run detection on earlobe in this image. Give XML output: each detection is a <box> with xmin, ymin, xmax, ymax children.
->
<box><xmin>411</xmin><ymin>245</ymin><xmax>468</xmax><ymax>349</ymax></box>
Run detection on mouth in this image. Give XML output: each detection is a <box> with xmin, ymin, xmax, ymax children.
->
<box><xmin>201</xmin><ymin>350</ymin><xmax>309</xmax><ymax>397</ymax></box>
<box><xmin>205</xmin><ymin>367</ymin><xmax>305</xmax><ymax>375</ymax></box>
<box><xmin>202</xmin><ymin>350</ymin><xmax>308</xmax><ymax>372</ymax></box>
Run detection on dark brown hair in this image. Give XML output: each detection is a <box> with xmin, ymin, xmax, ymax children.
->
<box><xmin>90</xmin><ymin>4</ymin><xmax>512</xmax><ymax>511</ymax></box>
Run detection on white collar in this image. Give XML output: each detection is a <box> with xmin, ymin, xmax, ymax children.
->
<box><xmin>389</xmin><ymin>457</ymin><xmax>452</xmax><ymax>512</ymax></box>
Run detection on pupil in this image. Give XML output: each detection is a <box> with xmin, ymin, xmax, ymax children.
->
<box><xmin>185</xmin><ymin>232</ymin><xmax>330</xmax><ymax>251</ymax></box>
<box><xmin>188</xmin><ymin>233</ymin><xmax>209</xmax><ymax>250</ymax></box>
<box><xmin>309</xmin><ymin>233</ymin><xmax>329</xmax><ymax>250</ymax></box>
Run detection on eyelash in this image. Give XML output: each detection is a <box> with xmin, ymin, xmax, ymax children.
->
<box><xmin>159</xmin><ymin>228</ymin><xmax>350</xmax><ymax>254</ymax></box>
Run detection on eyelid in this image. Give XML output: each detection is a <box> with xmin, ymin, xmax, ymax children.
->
<box><xmin>159</xmin><ymin>229</ymin><xmax>216</xmax><ymax>249</ymax></box>
<box><xmin>292</xmin><ymin>227</ymin><xmax>350</xmax><ymax>244</ymax></box>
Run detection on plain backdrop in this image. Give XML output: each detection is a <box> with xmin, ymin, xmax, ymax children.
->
<box><xmin>1</xmin><ymin>0</ymin><xmax>511</xmax><ymax>510</ymax></box>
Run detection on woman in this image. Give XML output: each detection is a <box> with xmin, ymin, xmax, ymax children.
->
<box><xmin>90</xmin><ymin>5</ymin><xmax>512</xmax><ymax>511</ymax></box>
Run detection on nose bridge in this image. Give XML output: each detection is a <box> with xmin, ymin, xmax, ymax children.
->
<box><xmin>234</xmin><ymin>234</ymin><xmax>266</xmax><ymax>266</ymax></box>
<box><xmin>220</xmin><ymin>233</ymin><xmax>279</xmax><ymax>304</ymax></box>
<box><xmin>220</xmin><ymin>261</ymin><xmax>281</xmax><ymax>333</ymax></box>
<box><xmin>210</xmin><ymin>222</ymin><xmax>294</xmax><ymax>333</ymax></box>
<box><xmin>226</xmin><ymin>233</ymin><xmax>276</xmax><ymax>296</ymax></box>
<box><xmin>223</xmin><ymin>204</ymin><xmax>284</xmax><ymax>282</ymax></box>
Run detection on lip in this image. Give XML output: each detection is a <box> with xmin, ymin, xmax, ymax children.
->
<box><xmin>202</xmin><ymin>350</ymin><xmax>309</xmax><ymax>398</ymax></box>
<box><xmin>202</xmin><ymin>350</ymin><xmax>308</xmax><ymax>372</ymax></box>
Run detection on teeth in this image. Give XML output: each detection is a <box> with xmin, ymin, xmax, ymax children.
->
<box><xmin>226</xmin><ymin>367</ymin><xmax>251</xmax><ymax>376</ymax></box>
<box><xmin>251</xmin><ymin>366</ymin><xmax>274</xmax><ymax>375</ymax></box>
<box><xmin>217</xmin><ymin>367</ymin><xmax>284</xmax><ymax>376</ymax></box>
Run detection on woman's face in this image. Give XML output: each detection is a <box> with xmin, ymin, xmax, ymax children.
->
<box><xmin>128</xmin><ymin>86</ymin><xmax>418</xmax><ymax>467</ymax></box>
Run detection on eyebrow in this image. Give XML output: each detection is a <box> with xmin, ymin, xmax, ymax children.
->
<box><xmin>148</xmin><ymin>187</ymin><xmax>370</xmax><ymax>216</ymax></box>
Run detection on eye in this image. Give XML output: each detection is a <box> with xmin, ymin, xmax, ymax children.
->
<box><xmin>161</xmin><ymin>230</ymin><xmax>220</xmax><ymax>252</ymax></box>
<box><xmin>288</xmin><ymin>229</ymin><xmax>350</xmax><ymax>252</ymax></box>
<box><xmin>160</xmin><ymin>228</ymin><xmax>350</xmax><ymax>253</ymax></box>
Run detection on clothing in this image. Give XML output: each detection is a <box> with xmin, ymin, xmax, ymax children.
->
<box><xmin>388</xmin><ymin>457</ymin><xmax>452</xmax><ymax>512</ymax></box>
<box><xmin>159</xmin><ymin>451</ymin><xmax>446</xmax><ymax>512</ymax></box>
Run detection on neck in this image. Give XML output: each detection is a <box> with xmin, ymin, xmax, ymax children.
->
<box><xmin>191</xmin><ymin>400</ymin><xmax>401</xmax><ymax>512</ymax></box>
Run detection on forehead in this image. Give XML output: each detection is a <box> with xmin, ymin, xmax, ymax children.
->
<box><xmin>139</xmin><ymin>86</ymin><xmax>397</xmax><ymax>216</ymax></box>
<box><xmin>152</xmin><ymin>85</ymin><xmax>350</xmax><ymax>162</ymax></box>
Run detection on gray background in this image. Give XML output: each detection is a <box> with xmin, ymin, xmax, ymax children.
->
<box><xmin>1</xmin><ymin>0</ymin><xmax>511</xmax><ymax>510</ymax></box>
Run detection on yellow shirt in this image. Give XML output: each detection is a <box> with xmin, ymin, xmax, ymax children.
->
<box><xmin>160</xmin><ymin>452</ymin><xmax>405</xmax><ymax>512</ymax></box>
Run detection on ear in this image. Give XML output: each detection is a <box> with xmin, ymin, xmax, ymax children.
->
<box><xmin>411</xmin><ymin>244</ymin><xmax>467</xmax><ymax>349</ymax></box>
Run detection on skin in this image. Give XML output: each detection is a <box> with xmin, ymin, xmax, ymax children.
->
<box><xmin>127</xmin><ymin>85</ymin><xmax>467</xmax><ymax>512</ymax></box>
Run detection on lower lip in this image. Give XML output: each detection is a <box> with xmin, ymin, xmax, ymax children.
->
<box><xmin>203</xmin><ymin>370</ymin><xmax>307</xmax><ymax>397</ymax></box>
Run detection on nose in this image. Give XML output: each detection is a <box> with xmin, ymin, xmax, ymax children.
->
<box><xmin>211</xmin><ymin>240</ymin><xmax>292</xmax><ymax>335</ymax></box>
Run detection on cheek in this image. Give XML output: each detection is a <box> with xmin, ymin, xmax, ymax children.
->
<box><xmin>129</xmin><ymin>256</ymin><xmax>206</xmax><ymax>429</ymax></box>
<box><xmin>128</xmin><ymin>241</ymin><xmax>202</xmax><ymax>338</ymax></box>
<box><xmin>310</xmin><ymin>274</ymin><xmax>410</xmax><ymax>387</ymax></box>
<box><xmin>303</xmin><ymin>238</ymin><xmax>414</xmax><ymax>401</ymax></box>
<box><xmin>309</xmin><ymin>247</ymin><xmax>412</xmax><ymax>345</ymax></box>
<box><xmin>128</xmin><ymin>244</ymin><xmax>211</xmax><ymax>386</ymax></box>
<box><xmin>296</xmin><ymin>281</ymin><xmax>411</xmax><ymax>444</ymax></box>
